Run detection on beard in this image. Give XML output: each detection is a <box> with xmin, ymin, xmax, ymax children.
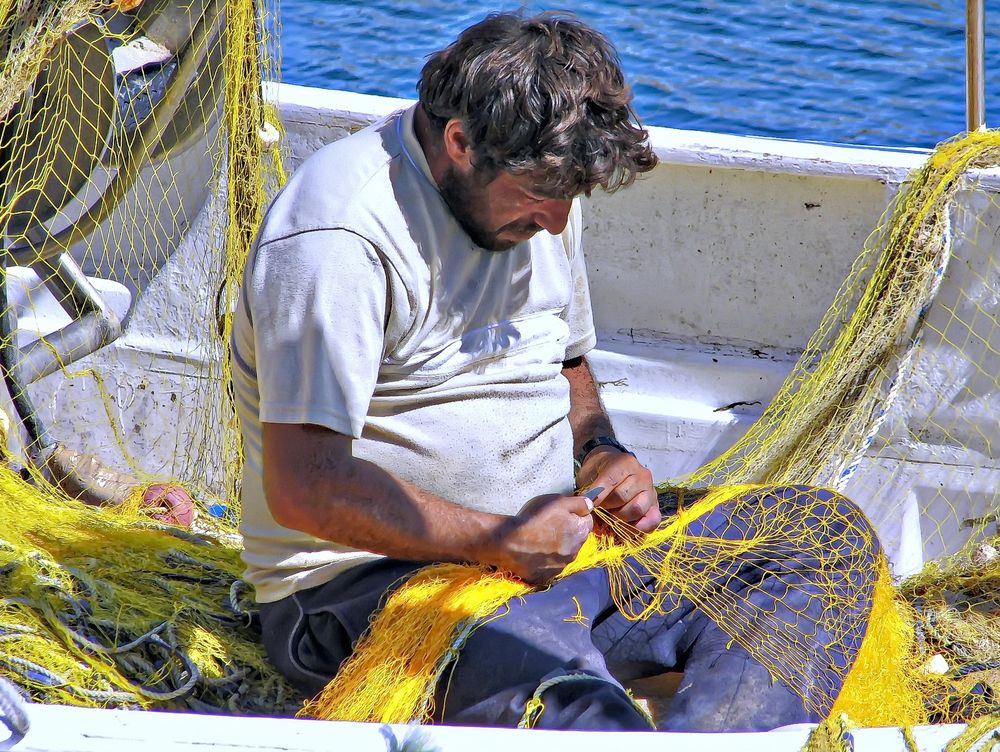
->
<box><xmin>437</xmin><ymin>165</ymin><xmax>540</xmax><ymax>252</ymax></box>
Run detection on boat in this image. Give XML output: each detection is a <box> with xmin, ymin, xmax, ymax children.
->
<box><xmin>3</xmin><ymin>2</ymin><xmax>1000</xmax><ymax>750</ymax></box>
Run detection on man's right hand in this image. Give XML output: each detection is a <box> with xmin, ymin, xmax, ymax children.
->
<box><xmin>488</xmin><ymin>493</ymin><xmax>594</xmax><ymax>585</ymax></box>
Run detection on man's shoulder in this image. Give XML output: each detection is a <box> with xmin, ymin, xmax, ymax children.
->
<box><xmin>258</xmin><ymin>112</ymin><xmax>408</xmax><ymax>244</ymax></box>
<box><xmin>305</xmin><ymin>113</ymin><xmax>403</xmax><ymax>184</ymax></box>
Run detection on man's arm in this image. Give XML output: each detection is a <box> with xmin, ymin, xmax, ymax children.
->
<box><xmin>262</xmin><ymin>422</ymin><xmax>594</xmax><ymax>584</ymax></box>
<box><xmin>563</xmin><ymin>356</ymin><xmax>661</xmax><ymax>532</ymax></box>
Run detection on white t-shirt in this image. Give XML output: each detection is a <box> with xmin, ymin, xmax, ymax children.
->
<box><xmin>233</xmin><ymin>106</ymin><xmax>597</xmax><ymax>603</ymax></box>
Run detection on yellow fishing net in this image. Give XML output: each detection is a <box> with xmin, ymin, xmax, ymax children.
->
<box><xmin>302</xmin><ymin>131</ymin><xmax>1000</xmax><ymax>731</ymax></box>
<box><xmin>6</xmin><ymin>0</ymin><xmax>1000</xmax><ymax>739</ymax></box>
<box><xmin>302</xmin><ymin>485</ymin><xmax>897</xmax><ymax>725</ymax></box>
<box><xmin>0</xmin><ymin>0</ymin><xmax>295</xmax><ymax>712</ymax></box>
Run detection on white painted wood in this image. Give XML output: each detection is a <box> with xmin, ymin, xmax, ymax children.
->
<box><xmin>6</xmin><ymin>83</ymin><xmax>997</xmax><ymax>747</ymax></box>
<box><xmin>0</xmin><ymin>703</ymin><xmax>971</xmax><ymax>752</ymax></box>
<box><xmin>273</xmin><ymin>83</ymin><xmax>930</xmax><ymax>181</ymax></box>
<box><xmin>272</xmin><ymin>83</ymin><xmax>914</xmax><ymax>352</ymax></box>
<box><xmin>268</xmin><ymin>85</ymin><xmax>1000</xmax><ymax>577</ymax></box>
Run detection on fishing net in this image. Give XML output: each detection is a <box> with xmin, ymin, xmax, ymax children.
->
<box><xmin>302</xmin><ymin>131</ymin><xmax>1000</xmax><ymax>733</ymax></box>
<box><xmin>7</xmin><ymin>0</ymin><xmax>1000</xmax><ymax>741</ymax></box>
<box><xmin>0</xmin><ymin>0</ymin><xmax>296</xmax><ymax>712</ymax></box>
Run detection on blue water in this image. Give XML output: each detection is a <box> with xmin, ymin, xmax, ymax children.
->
<box><xmin>277</xmin><ymin>1</ymin><xmax>1000</xmax><ymax>148</ymax></box>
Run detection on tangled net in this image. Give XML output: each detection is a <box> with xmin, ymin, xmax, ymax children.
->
<box><xmin>303</xmin><ymin>131</ymin><xmax>1000</xmax><ymax>732</ymax></box>
<box><xmin>0</xmin><ymin>0</ymin><xmax>294</xmax><ymax>713</ymax></box>
<box><xmin>6</xmin><ymin>1</ymin><xmax>1000</xmax><ymax>742</ymax></box>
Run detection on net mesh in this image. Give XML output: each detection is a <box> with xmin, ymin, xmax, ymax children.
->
<box><xmin>0</xmin><ymin>0</ymin><xmax>296</xmax><ymax>713</ymax></box>
<box><xmin>6</xmin><ymin>0</ymin><xmax>1000</xmax><ymax>738</ymax></box>
<box><xmin>301</xmin><ymin>133</ymin><xmax>1000</xmax><ymax>731</ymax></box>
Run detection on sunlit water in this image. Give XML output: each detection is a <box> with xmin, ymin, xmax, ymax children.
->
<box><xmin>276</xmin><ymin>0</ymin><xmax>1000</xmax><ymax>148</ymax></box>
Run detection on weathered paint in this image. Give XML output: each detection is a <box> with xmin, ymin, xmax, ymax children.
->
<box><xmin>5</xmin><ymin>82</ymin><xmax>1000</xmax><ymax>751</ymax></box>
<box><xmin>0</xmin><ymin>702</ymin><xmax>970</xmax><ymax>752</ymax></box>
<box><xmin>10</xmin><ymin>83</ymin><xmax>1000</xmax><ymax>575</ymax></box>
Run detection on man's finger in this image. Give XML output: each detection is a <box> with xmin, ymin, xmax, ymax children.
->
<box><xmin>569</xmin><ymin>487</ymin><xmax>602</xmax><ymax>517</ymax></box>
<box><xmin>595</xmin><ymin>479</ymin><xmax>641</xmax><ymax>510</ymax></box>
<box><xmin>608</xmin><ymin>491</ymin><xmax>655</xmax><ymax>523</ymax></box>
<box><xmin>580</xmin><ymin>486</ymin><xmax>603</xmax><ymax>513</ymax></box>
<box><xmin>633</xmin><ymin>502</ymin><xmax>662</xmax><ymax>533</ymax></box>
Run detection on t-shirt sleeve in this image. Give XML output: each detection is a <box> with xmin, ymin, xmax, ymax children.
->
<box><xmin>248</xmin><ymin>228</ymin><xmax>387</xmax><ymax>438</ymax></box>
<box><xmin>563</xmin><ymin>200</ymin><xmax>597</xmax><ymax>360</ymax></box>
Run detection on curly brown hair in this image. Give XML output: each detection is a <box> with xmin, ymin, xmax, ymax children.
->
<box><xmin>418</xmin><ymin>12</ymin><xmax>658</xmax><ymax>197</ymax></box>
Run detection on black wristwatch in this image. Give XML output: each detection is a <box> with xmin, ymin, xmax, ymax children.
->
<box><xmin>574</xmin><ymin>435</ymin><xmax>634</xmax><ymax>472</ymax></box>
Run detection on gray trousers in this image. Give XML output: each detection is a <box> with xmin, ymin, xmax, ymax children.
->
<box><xmin>260</xmin><ymin>485</ymin><xmax>879</xmax><ymax>730</ymax></box>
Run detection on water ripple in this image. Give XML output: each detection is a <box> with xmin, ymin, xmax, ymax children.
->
<box><xmin>276</xmin><ymin>0</ymin><xmax>1000</xmax><ymax>147</ymax></box>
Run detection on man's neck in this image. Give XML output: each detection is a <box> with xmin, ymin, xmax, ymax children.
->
<box><xmin>413</xmin><ymin>105</ymin><xmax>449</xmax><ymax>187</ymax></box>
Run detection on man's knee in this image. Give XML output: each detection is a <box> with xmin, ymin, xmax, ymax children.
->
<box><xmin>748</xmin><ymin>484</ymin><xmax>882</xmax><ymax>562</ymax></box>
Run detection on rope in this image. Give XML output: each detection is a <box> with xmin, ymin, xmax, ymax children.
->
<box><xmin>133</xmin><ymin>634</ymin><xmax>201</xmax><ymax>702</ymax></box>
<box><xmin>0</xmin><ymin>534</ymin><xmax>296</xmax><ymax>713</ymax></box>
<box><xmin>517</xmin><ymin>672</ymin><xmax>655</xmax><ymax>730</ymax></box>
<box><xmin>800</xmin><ymin>713</ymin><xmax>856</xmax><ymax>752</ymax></box>
<box><xmin>0</xmin><ymin>656</ymin><xmax>140</xmax><ymax>704</ymax></box>
<box><xmin>953</xmin><ymin>661</ymin><xmax>1000</xmax><ymax>679</ymax></box>
<box><xmin>0</xmin><ymin>676</ymin><xmax>29</xmax><ymax>743</ymax></box>
<box><xmin>228</xmin><ymin>579</ymin><xmax>254</xmax><ymax>619</ymax></box>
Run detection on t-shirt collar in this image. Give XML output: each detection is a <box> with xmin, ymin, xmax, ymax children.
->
<box><xmin>398</xmin><ymin>105</ymin><xmax>439</xmax><ymax>189</ymax></box>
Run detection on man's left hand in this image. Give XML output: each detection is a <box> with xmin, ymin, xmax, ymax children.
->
<box><xmin>575</xmin><ymin>446</ymin><xmax>661</xmax><ymax>533</ymax></box>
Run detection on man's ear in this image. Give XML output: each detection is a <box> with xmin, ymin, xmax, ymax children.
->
<box><xmin>442</xmin><ymin>118</ymin><xmax>473</xmax><ymax>169</ymax></box>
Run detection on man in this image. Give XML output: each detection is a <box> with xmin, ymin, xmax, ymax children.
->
<box><xmin>233</xmin><ymin>12</ymin><xmax>878</xmax><ymax>731</ymax></box>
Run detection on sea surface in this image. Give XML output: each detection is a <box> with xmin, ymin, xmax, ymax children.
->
<box><xmin>276</xmin><ymin>0</ymin><xmax>1000</xmax><ymax>149</ymax></box>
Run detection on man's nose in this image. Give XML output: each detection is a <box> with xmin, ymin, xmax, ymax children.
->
<box><xmin>532</xmin><ymin>198</ymin><xmax>573</xmax><ymax>235</ymax></box>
